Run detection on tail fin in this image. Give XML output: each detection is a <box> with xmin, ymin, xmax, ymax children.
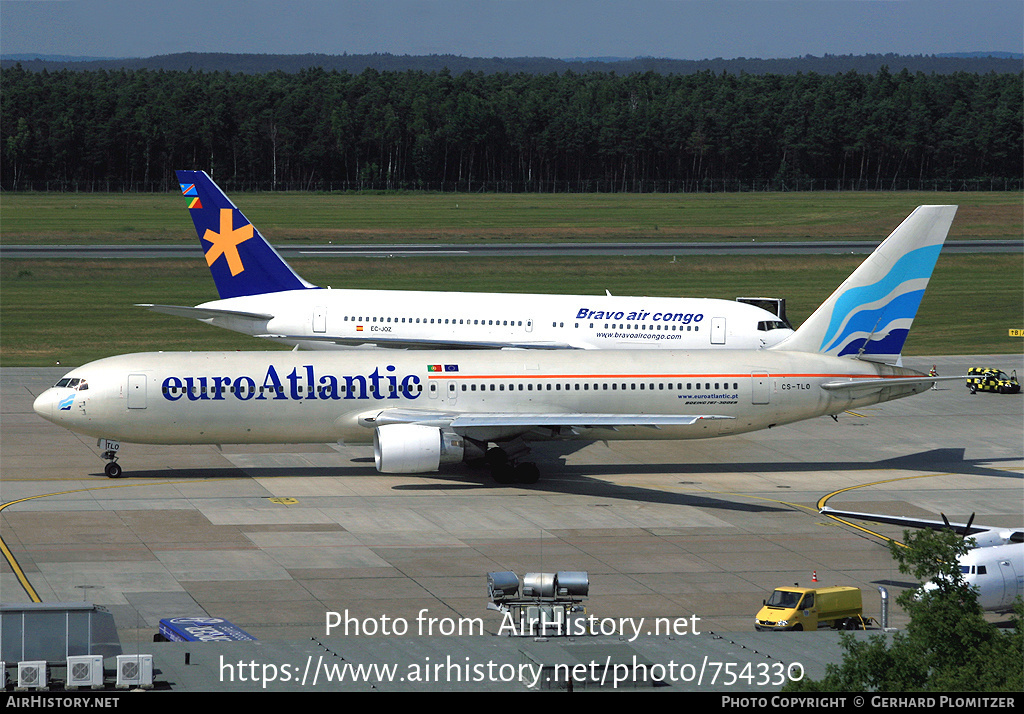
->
<box><xmin>175</xmin><ymin>170</ymin><xmax>316</xmax><ymax>299</ymax></box>
<box><xmin>770</xmin><ymin>205</ymin><xmax>957</xmax><ymax>364</ymax></box>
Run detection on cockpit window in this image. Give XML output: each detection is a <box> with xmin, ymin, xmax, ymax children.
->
<box><xmin>54</xmin><ymin>378</ymin><xmax>88</xmax><ymax>391</ymax></box>
<box><xmin>55</xmin><ymin>378</ymin><xmax>71</xmax><ymax>388</ymax></box>
<box><xmin>757</xmin><ymin>320</ymin><xmax>788</xmax><ymax>332</ymax></box>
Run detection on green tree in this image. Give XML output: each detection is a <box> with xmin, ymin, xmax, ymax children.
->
<box><xmin>786</xmin><ymin>529</ymin><xmax>1022</xmax><ymax>692</ymax></box>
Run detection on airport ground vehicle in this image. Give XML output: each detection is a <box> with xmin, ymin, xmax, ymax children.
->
<box><xmin>754</xmin><ymin>586</ymin><xmax>864</xmax><ymax>631</ymax></box>
<box><xmin>966</xmin><ymin>368</ymin><xmax>1020</xmax><ymax>394</ymax></box>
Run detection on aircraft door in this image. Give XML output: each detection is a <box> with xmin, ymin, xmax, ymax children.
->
<box><xmin>526</xmin><ymin>319</ymin><xmax>534</xmax><ymax>333</ymax></box>
<box><xmin>447</xmin><ymin>381</ymin><xmax>458</xmax><ymax>405</ymax></box>
<box><xmin>313</xmin><ymin>306</ymin><xmax>327</xmax><ymax>333</ymax></box>
<box><xmin>127</xmin><ymin>374</ymin><xmax>147</xmax><ymax>409</ymax></box>
<box><xmin>997</xmin><ymin>557</ymin><xmax>1018</xmax><ymax>609</ymax></box>
<box><xmin>711</xmin><ymin>317</ymin><xmax>726</xmax><ymax>344</ymax></box>
<box><xmin>751</xmin><ymin>372</ymin><xmax>770</xmax><ymax>405</ymax></box>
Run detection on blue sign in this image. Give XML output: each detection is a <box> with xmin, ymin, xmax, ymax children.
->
<box><xmin>159</xmin><ymin>617</ymin><xmax>257</xmax><ymax>642</ymax></box>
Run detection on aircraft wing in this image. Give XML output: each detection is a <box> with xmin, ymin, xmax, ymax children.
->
<box><xmin>820</xmin><ymin>507</ymin><xmax>1023</xmax><ymax>546</ymax></box>
<box><xmin>138</xmin><ymin>303</ymin><xmax>275</xmax><ymax>321</ymax></box>
<box><xmin>448</xmin><ymin>414</ymin><xmax>729</xmax><ymax>428</ymax></box>
<box><xmin>261</xmin><ymin>333</ymin><xmax>578</xmax><ymax>350</ymax></box>
<box><xmin>362</xmin><ymin>407</ymin><xmax>732</xmax><ymax>433</ymax></box>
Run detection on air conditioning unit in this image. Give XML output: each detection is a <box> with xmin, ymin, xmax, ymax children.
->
<box><xmin>116</xmin><ymin>654</ymin><xmax>153</xmax><ymax>689</ymax></box>
<box><xmin>17</xmin><ymin>660</ymin><xmax>48</xmax><ymax>690</ymax></box>
<box><xmin>66</xmin><ymin>654</ymin><xmax>104</xmax><ymax>689</ymax></box>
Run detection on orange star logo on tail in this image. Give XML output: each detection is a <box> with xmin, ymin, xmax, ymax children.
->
<box><xmin>203</xmin><ymin>209</ymin><xmax>253</xmax><ymax>276</ymax></box>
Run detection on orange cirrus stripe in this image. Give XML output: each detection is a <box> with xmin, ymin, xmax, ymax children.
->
<box><xmin>426</xmin><ymin>372</ymin><xmax>891</xmax><ymax>380</ymax></box>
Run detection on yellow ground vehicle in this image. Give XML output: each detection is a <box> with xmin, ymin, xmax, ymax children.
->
<box><xmin>754</xmin><ymin>586</ymin><xmax>863</xmax><ymax>631</ymax></box>
<box><xmin>966</xmin><ymin>368</ymin><xmax>1020</xmax><ymax>394</ymax></box>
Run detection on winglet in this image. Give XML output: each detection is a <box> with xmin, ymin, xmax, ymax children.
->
<box><xmin>175</xmin><ymin>170</ymin><xmax>316</xmax><ymax>299</ymax></box>
<box><xmin>770</xmin><ymin>205</ymin><xmax>957</xmax><ymax>364</ymax></box>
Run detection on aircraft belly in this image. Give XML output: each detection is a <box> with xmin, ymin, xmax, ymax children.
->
<box><xmin>88</xmin><ymin>399</ymin><xmax>367</xmax><ymax>445</ymax></box>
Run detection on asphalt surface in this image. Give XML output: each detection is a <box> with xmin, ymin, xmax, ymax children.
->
<box><xmin>2</xmin><ymin>239</ymin><xmax>1021</xmax><ymax>259</ymax></box>
<box><xmin>1</xmin><ymin>353</ymin><xmax>1021</xmax><ymax>691</ymax></box>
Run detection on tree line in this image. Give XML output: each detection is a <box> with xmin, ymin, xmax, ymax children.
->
<box><xmin>2</xmin><ymin>65</ymin><xmax>1021</xmax><ymax>192</ymax></box>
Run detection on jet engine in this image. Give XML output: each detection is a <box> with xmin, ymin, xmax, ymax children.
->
<box><xmin>373</xmin><ymin>424</ymin><xmax>469</xmax><ymax>473</ymax></box>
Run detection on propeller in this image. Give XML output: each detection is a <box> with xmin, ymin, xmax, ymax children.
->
<box><xmin>941</xmin><ymin>512</ymin><xmax>975</xmax><ymax>539</ymax></box>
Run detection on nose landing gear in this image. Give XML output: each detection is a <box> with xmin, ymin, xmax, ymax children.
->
<box><xmin>98</xmin><ymin>438</ymin><xmax>122</xmax><ymax>478</ymax></box>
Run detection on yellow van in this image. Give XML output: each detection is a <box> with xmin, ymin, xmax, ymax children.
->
<box><xmin>755</xmin><ymin>586</ymin><xmax>863</xmax><ymax>631</ymax></box>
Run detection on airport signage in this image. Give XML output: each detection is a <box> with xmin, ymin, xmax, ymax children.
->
<box><xmin>159</xmin><ymin>617</ymin><xmax>258</xmax><ymax>642</ymax></box>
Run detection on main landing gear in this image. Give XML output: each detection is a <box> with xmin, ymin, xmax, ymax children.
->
<box><xmin>484</xmin><ymin>442</ymin><xmax>540</xmax><ymax>485</ymax></box>
<box><xmin>98</xmin><ymin>438</ymin><xmax>122</xmax><ymax>478</ymax></box>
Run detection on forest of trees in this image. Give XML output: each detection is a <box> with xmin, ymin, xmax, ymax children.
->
<box><xmin>2</xmin><ymin>64</ymin><xmax>1021</xmax><ymax>192</ymax></box>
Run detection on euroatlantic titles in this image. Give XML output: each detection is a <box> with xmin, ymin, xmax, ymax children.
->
<box><xmin>161</xmin><ymin>365</ymin><xmax>423</xmax><ymax>402</ymax></box>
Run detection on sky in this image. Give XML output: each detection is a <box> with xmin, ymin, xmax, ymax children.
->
<box><xmin>2</xmin><ymin>0</ymin><xmax>1022</xmax><ymax>60</ymax></box>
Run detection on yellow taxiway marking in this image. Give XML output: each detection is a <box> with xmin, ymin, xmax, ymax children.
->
<box><xmin>0</xmin><ymin>479</ymin><xmax>232</xmax><ymax>602</ymax></box>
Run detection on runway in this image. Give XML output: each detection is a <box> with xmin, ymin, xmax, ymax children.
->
<box><xmin>2</xmin><ymin>239</ymin><xmax>1021</xmax><ymax>259</ymax></box>
<box><xmin>1</xmin><ymin>353</ymin><xmax>1021</xmax><ymax>691</ymax></box>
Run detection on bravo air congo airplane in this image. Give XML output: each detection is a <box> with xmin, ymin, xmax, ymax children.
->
<box><xmin>35</xmin><ymin>205</ymin><xmax>958</xmax><ymax>483</ymax></box>
<box><xmin>137</xmin><ymin>170</ymin><xmax>793</xmax><ymax>351</ymax></box>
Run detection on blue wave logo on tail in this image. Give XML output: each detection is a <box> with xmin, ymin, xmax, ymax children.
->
<box><xmin>175</xmin><ymin>170</ymin><xmax>315</xmax><ymax>299</ymax></box>
<box><xmin>768</xmin><ymin>205</ymin><xmax>957</xmax><ymax>364</ymax></box>
<box><xmin>820</xmin><ymin>244</ymin><xmax>942</xmax><ymax>358</ymax></box>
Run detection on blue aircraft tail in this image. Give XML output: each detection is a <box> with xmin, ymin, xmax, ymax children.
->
<box><xmin>176</xmin><ymin>170</ymin><xmax>316</xmax><ymax>299</ymax></box>
<box><xmin>770</xmin><ymin>205</ymin><xmax>957</xmax><ymax>364</ymax></box>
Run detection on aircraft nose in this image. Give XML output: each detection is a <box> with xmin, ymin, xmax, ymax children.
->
<box><xmin>33</xmin><ymin>389</ymin><xmax>55</xmax><ymax>421</ymax></box>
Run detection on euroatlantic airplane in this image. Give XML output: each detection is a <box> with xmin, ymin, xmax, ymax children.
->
<box><xmin>35</xmin><ymin>205</ymin><xmax>958</xmax><ymax>484</ymax></box>
<box><xmin>821</xmin><ymin>507</ymin><xmax>1023</xmax><ymax>612</ymax></box>
<box><xmin>138</xmin><ymin>170</ymin><xmax>793</xmax><ymax>350</ymax></box>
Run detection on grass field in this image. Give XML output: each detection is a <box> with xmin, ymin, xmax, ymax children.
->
<box><xmin>1</xmin><ymin>191</ymin><xmax>1021</xmax><ymax>365</ymax></box>
<box><xmin>2</xmin><ymin>252</ymin><xmax>1021</xmax><ymax>366</ymax></box>
<box><xmin>1</xmin><ymin>190</ymin><xmax>1021</xmax><ymax>244</ymax></box>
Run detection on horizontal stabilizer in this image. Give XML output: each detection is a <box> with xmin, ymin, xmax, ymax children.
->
<box><xmin>820</xmin><ymin>374</ymin><xmax>965</xmax><ymax>394</ymax></box>
<box><xmin>138</xmin><ymin>303</ymin><xmax>275</xmax><ymax>321</ymax></box>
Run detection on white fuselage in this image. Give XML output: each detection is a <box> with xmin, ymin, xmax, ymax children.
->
<box><xmin>194</xmin><ymin>289</ymin><xmax>792</xmax><ymax>350</ymax></box>
<box><xmin>960</xmin><ymin>543</ymin><xmax>1024</xmax><ymax>612</ymax></box>
<box><xmin>34</xmin><ymin>349</ymin><xmax>926</xmax><ymax>448</ymax></box>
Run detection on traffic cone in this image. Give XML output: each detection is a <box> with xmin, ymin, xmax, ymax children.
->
<box><xmin>812</xmin><ymin>570</ymin><xmax>818</xmax><ymax>582</ymax></box>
